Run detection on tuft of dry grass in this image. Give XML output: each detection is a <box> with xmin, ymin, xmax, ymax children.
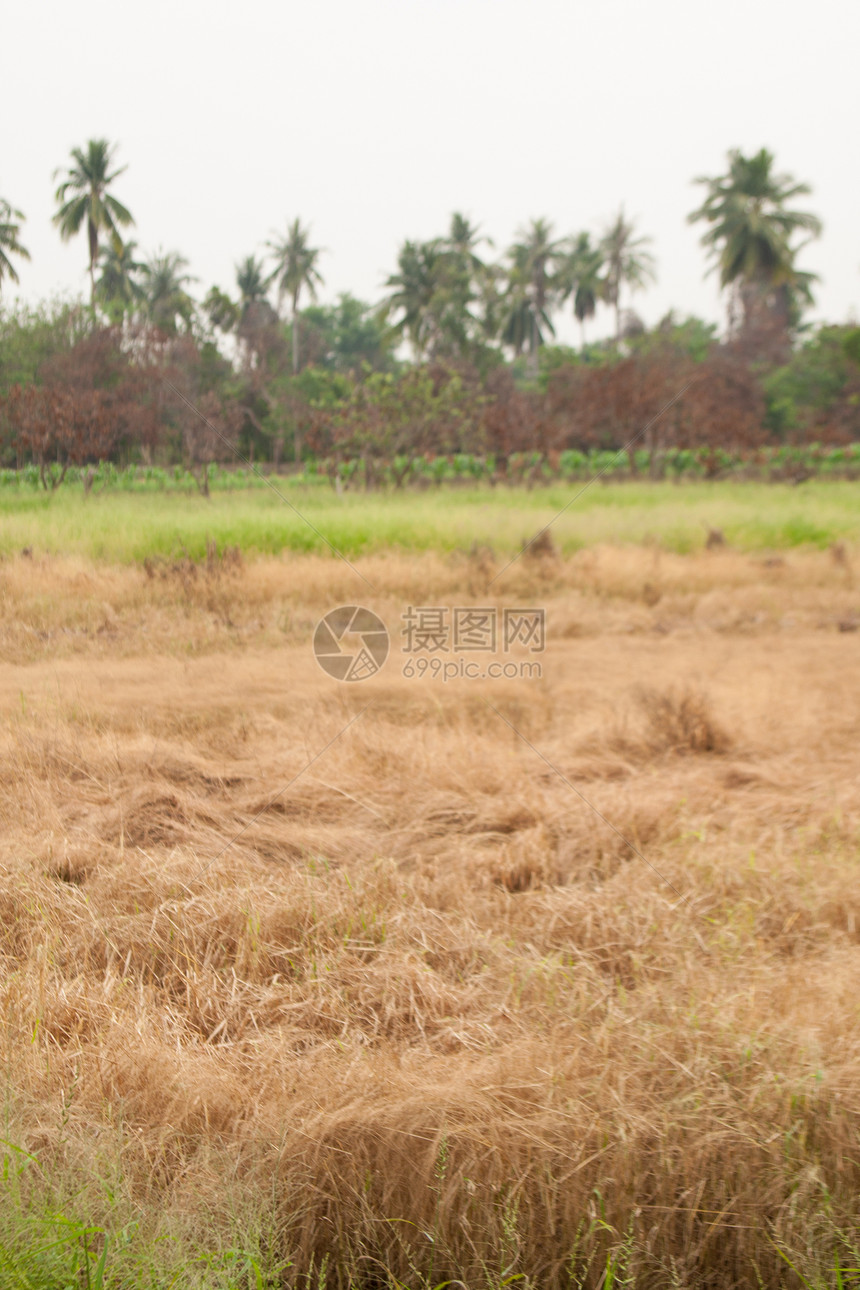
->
<box><xmin>636</xmin><ymin>684</ymin><xmax>732</xmax><ymax>755</ymax></box>
<box><xmin>1</xmin><ymin>546</ymin><xmax>859</xmax><ymax>1285</ymax></box>
<box><xmin>521</xmin><ymin>527</ymin><xmax>559</xmax><ymax>562</ymax></box>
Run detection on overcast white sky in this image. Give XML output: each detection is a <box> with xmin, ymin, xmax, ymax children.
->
<box><xmin>5</xmin><ymin>0</ymin><xmax>859</xmax><ymax>343</ymax></box>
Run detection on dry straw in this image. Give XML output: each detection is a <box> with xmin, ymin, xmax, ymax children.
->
<box><xmin>0</xmin><ymin>545</ymin><xmax>859</xmax><ymax>1284</ymax></box>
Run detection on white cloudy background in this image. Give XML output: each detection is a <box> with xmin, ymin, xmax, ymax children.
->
<box><xmin>5</xmin><ymin>0</ymin><xmax>859</xmax><ymax>342</ymax></box>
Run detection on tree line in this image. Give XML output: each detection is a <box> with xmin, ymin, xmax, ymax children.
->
<box><xmin>1</xmin><ymin>141</ymin><xmax>858</xmax><ymax>489</ymax></box>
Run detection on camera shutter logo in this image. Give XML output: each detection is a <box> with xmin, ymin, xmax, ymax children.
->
<box><xmin>313</xmin><ymin>606</ymin><xmax>389</xmax><ymax>682</ymax></box>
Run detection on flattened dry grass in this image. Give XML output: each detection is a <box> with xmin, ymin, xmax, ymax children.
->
<box><xmin>1</xmin><ymin>546</ymin><xmax>860</xmax><ymax>1286</ymax></box>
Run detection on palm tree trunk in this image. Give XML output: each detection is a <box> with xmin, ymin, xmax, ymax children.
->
<box><xmin>528</xmin><ymin>311</ymin><xmax>538</xmax><ymax>381</ymax></box>
<box><xmin>292</xmin><ymin>296</ymin><xmax>299</xmax><ymax>375</ymax></box>
<box><xmin>88</xmin><ymin>217</ymin><xmax>98</xmax><ymax>308</ymax></box>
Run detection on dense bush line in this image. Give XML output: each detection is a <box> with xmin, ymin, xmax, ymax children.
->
<box><xmin>1</xmin><ymin>302</ymin><xmax>859</xmax><ymax>493</ymax></box>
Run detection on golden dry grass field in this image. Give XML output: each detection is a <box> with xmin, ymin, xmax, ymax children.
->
<box><xmin>1</xmin><ymin>540</ymin><xmax>860</xmax><ymax>1287</ymax></box>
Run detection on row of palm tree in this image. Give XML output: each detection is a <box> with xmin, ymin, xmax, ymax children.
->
<box><xmin>0</xmin><ymin>142</ymin><xmax>198</xmax><ymax>341</ymax></box>
<box><xmin>382</xmin><ymin>208</ymin><xmax>656</xmax><ymax>371</ymax></box>
<box><xmin>0</xmin><ymin>139</ymin><xmax>322</xmax><ymax>363</ymax></box>
<box><xmin>91</xmin><ymin>240</ymin><xmax>196</xmax><ymax>332</ymax></box>
<box><xmin>0</xmin><ymin>141</ymin><xmax>824</xmax><ymax>368</ymax></box>
<box><xmin>50</xmin><ymin>141</ymin><xmax>201</xmax><ymax>338</ymax></box>
<box><xmin>199</xmin><ymin>221</ymin><xmax>325</xmax><ymax>372</ymax></box>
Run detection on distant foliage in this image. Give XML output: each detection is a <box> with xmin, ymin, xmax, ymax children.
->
<box><xmin>0</xmin><ymin>292</ymin><xmax>856</xmax><ymax>488</ymax></box>
<box><xmin>7</xmin><ymin>384</ymin><xmax>117</xmax><ymax>489</ymax></box>
<box><xmin>309</xmin><ymin>364</ymin><xmax>487</xmax><ymax>489</ymax></box>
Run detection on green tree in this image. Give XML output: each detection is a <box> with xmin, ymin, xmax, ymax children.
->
<box><xmin>600</xmin><ymin>208</ymin><xmax>656</xmax><ymax>342</ymax></box>
<box><xmin>0</xmin><ymin>199</ymin><xmax>30</xmax><ymax>294</ymax></box>
<box><xmin>559</xmin><ymin>232</ymin><xmax>604</xmax><ymax>348</ymax></box>
<box><xmin>53</xmin><ymin>140</ymin><xmax>134</xmax><ymax>304</ymax></box>
<box><xmin>203</xmin><ymin>285</ymin><xmax>240</xmax><ymax>337</ymax></box>
<box><xmin>266</xmin><ymin>219</ymin><xmax>324</xmax><ymax>373</ymax></box>
<box><xmin>233</xmin><ymin>256</ymin><xmax>280</xmax><ymax>373</ymax></box>
<box><xmin>688</xmin><ymin>148</ymin><xmax>822</xmax><ymax>348</ymax></box>
<box><xmin>444</xmin><ymin>212</ymin><xmax>499</xmax><ymax>361</ymax></box>
<box><xmin>384</xmin><ymin>239</ymin><xmax>475</xmax><ymax>361</ymax></box>
<box><xmin>141</xmin><ymin>251</ymin><xmax>196</xmax><ymax>335</ymax></box>
<box><xmin>762</xmin><ymin>325</ymin><xmax>860</xmax><ymax>436</ymax></box>
<box><xmin>382</xmin><ymin>216</ymin><xmax>499</xmax><ymax>365</ymax></box>
<box><xmin>383</xmin><ymin>240</ymin><xmax>444</xmax><ymax>360</ymax></box>
<box><xmin>638</xmin><ymin>311</ymin><xmax>717</xmax><ymax>362</ymax></box>
<box><xmin>235</xmin><ymin>256</ymin><xmax>272</xmax><ymax>316</ymax></box>
<box><xmin>447</xmin><ymin>211</ymin><xmax>491</xmax><ymax>274</ymax></box>
<box><xmin>325</xmin><ymin>365</ymin><xmax>485</xmax><ymax>487</ymax></box>
<box><xmin>0</xmin><ymin>302</ymin><xmax>91</xmax><ymax>408</ymax></box>
<box><xmin>300</xmin><ymin>294</ymin><xmax>394</xmax><ymax>373</ymax></box>
<box><xmin>499</xmin><ymin>244</ymin><xmax>540</xmax><ymax>360</ymax></box>
<box><xmin>502</xmin><ymin>219</ymin><xmax>563</xmax><ymax>375</ymax></box>
<box><xmin>95</xmin><ymin>239</ymin><xmax>145</xmax><ymax>319</ymax></box>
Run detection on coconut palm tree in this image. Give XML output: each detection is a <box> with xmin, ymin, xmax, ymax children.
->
<box><xmin>53</xmin><ymin>140</ymin><xmax>134</xmax><ymax>304</ymax></box>
<box><xmin>447</xmin><ymin>212</ymin><xmax>492</xmax><ymax>273</ymax></box>
<box><xmin>235</xmin><ymin>256</ymin><xmax>272</xmax><ymax>318</ymax></box>
<box><xmin>600</xmin><ymin>208</ymin><xmax>656</xmax><ymax>342</ymax></box>
<box><xmin>688</xmin><ymin>147</ymin><xmax>822</xmax><ymax>340</ymax></box>
<box><xmin>559</xmin><ymin>232</ymin><xmax>605</xmax><ymax>348</ymax></box>
<box><xmin>203</xmin><ymin>285</ymin><xmax>240</xmax><ymax>337</ymax></box>
<box><xmin>141</xmin><ymin>251</ymin><xmax>196</xmax><ymax>335</ymax></box>
<box><xmin>382</xmin><ymin>239</ymin><xmax>442</xmax><ymax>359</ymax></box>
<box><xmin>266</xmin><ymin>219</ymin><xmax>324</xmax><ymax>373</ymax></box>
<box><xmin>503</xmin><ymin>219</ymin><xmax>563</xmax><ymax>374</ymax></box>
<box><xmin>498</xmin><ymin>245</ymin><xmax>532</xmax><ymax>359</ymax></box>
<box><xmin>233</xmin><ymin>255</ymin><xmax>279</xmax><ymax>369</ymax></box>
<box><xmin>0</xmin><ymin>198</ymin><xmax>30</xmax><ymax>293</ymax></box>
<box><xmin>446</xmin><ymin>212</ymin><xmax>499</xmax><ymax>352</ymax></box>
<box><xmin>387</xmin><ymin>225</ymin><xmax>495</xmax><ymax>361</ymax></box>
<box><xmin>499</xmin><ymin>247</ymin><xmax>555</xmax><ymax>363</ymax></box>
<box><xmin>95</xmin><ymin>238</ymin><xmax>146</xmax><ymax>317</ymax></box>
